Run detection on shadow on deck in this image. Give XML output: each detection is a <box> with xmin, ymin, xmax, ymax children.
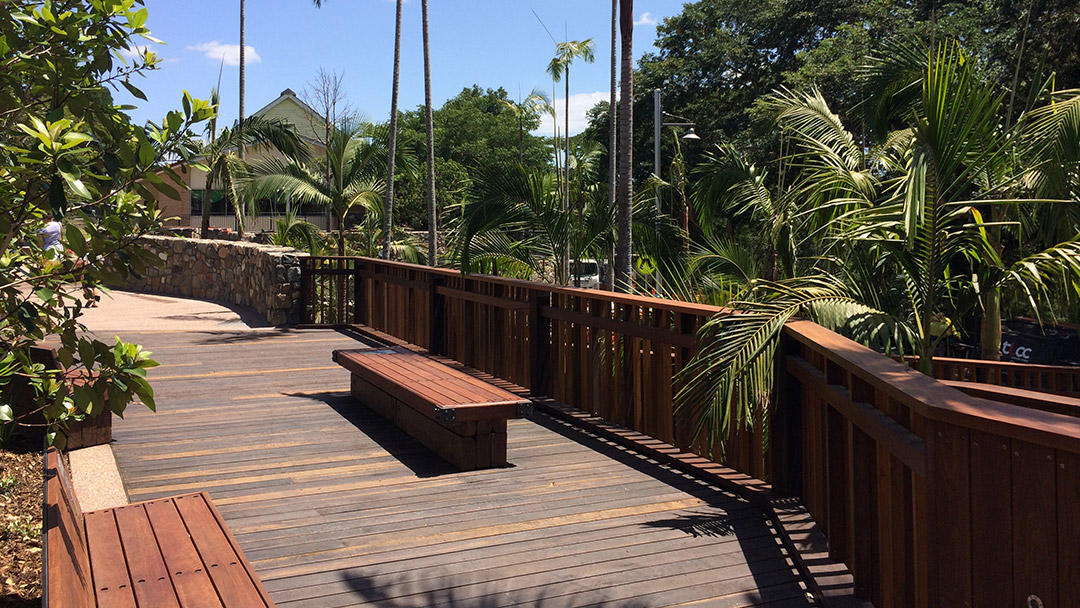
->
<box><xmin>107</xmin><ymin>328</ymin><xmax>814</xmax><ymax>608</ymax></box>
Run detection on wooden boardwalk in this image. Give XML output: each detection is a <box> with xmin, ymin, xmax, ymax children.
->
<box><xmin>109</xmin><ymin>328</ymin><xmax>815</xmax><ymax>607</ymax></box>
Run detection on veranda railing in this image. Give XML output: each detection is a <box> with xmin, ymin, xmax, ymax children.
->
<box><xmin>299</xmin><ymin>255</ymin><xmax>1080</xmax><ymax>608</ymax></box>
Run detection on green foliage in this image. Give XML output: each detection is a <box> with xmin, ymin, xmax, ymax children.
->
<box><xmin>250</xmin><ymin>120</ymin><xmax>419</xmax><ymax>256</ymax></box>
<box><xmin>193</xmin><ymin>102</ymin><xmax>310</xmax><ymax>236</ymax></box>
<box><xmin>675</xmin><ymin>40</ymin><xmax>1080</xmax><ymax>450</ymax></box>
<box><xmin>1</xmin><ymin>514</ymin><xmax>37</xmax><ymax>540</ymax></box>
<box><xmin>584</xmin><ymin>0</ymin><xmax>1080</xmax><ymax>178</ymax></box>
<box><xmin>267</xmin><ymin>209</ymin><xmax>323</xmax><ymax>255</ymax></box>
<box><xmin>0</xmin><ymin>474</ymin><xmax>16</xmax><ymax>495</ymax></box>
<box><xmin>394</xmin><ymin>86</ymin><xmax>550</xmax><ymax>231</ymax></box>
<box><xmin>0</xmin><ymin>0</ymin><xmax>213</xmax><ymax>446</ymax></box>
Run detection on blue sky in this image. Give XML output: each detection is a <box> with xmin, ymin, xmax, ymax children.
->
<box><xmin>122</xmin><ymin>0</ymin><xmax>688</xmax><ymax>136</ymax></box>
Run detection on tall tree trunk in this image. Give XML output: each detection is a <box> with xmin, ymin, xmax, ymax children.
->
<box><xmin>552</xmin><ymin>79</ymin><xmax>560</xmax><ymax>220</ymax></box>
<box><xmin>608</xmin><ymin>0</ymin><xmax>617</xmax><ymax>291</ymax></box>
<box><xmin>981</xmin><ymin>217</ymin><xmax>1005</xmax><ymax>360</ymax></box>
<box><xmin>382</xmin><ymin>0</ymin><xmax>403</xmax><ymax>259</ymax></box>
<box><xmin>201</xmin><ymin>176</ymin><xmax>214</xmax><ymax>234</ymax></box>
<box><xmin>614</xmin><ymin>0</ymin><xmax>634</xmax><ymax>292</ymax></box>
<box><xmin>563</xmin><ymin>72</ymin><xmax>572</xmax><ymax>286</ymax></box>
<box><xmin>236</xmin><ymin>0</ymin><xmax>246</xmax><ymax>238</ymax></box>
<box><xmin>338</xmin><ymin>208</ymin><xmax>346</xmax><ymax>256</ymax></box>
<box><xmin>564</xmin><ymin>74</ymin><xmax>571</xmax><ymax>213</ymax></box>
<box><xmin>422</xmin><ymin>0</ymin><xmax>437</xmax><ymax>266</ymax></box>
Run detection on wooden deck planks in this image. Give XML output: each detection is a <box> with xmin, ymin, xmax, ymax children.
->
<box><xmin>108</xmin><ymin>328</ymin><xmax>813</xmax><ymax>607</ymax></box>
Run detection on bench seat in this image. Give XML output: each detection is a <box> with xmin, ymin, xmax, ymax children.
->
<box><xmin>44</xmin><ymin>448</ymin><xmax>275</xmax><ymax>608</ymax></box>
<box><xmin>333</xmin><ymin>346</ymin><xmax>532</xmax><ymax>470</ymax></box>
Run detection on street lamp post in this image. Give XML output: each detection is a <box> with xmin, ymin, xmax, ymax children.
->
<box><xmin>648</xmin><ymin>89</ymin><xmax>701</xmax><ymax>294</ymax></box>
<box><xmin>653</xmin><ymin>89</ymin><xmax>699</xmax><ymax>179</ymax></box>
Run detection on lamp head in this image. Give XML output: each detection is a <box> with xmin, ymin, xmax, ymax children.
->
<box><xmin>681</xmin><ymin>128</ymin><xmax>701</xmax><ymax>142</ymax></box>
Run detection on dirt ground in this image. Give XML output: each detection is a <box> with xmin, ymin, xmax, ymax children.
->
<box><xmin>0</xmin><ymin>438</ymin><xmax>42</xmax><ymax>608</ymax></box>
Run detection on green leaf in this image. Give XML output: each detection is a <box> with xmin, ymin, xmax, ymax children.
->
<box><xmin>166</xmin><ymin>111</ymin><xmax>182</xmax><ymax>134</ymax></box>
<box><xmin>0</xmin><ymin>404</ymin><xmax>12</xmax><ymax>422</ymax></box>
<box><xmin>66</xmin><ymin>225</ymin><xmax>87</xmax><ymax>257</ymax></box>
<box><xmin>138</xmin><ymin>141</ymin><xmax>155</xmax><ymax>167</ymax></box>
<box><xmin>122</xmin><ymin>80</ymin><xmax>147</xmax><ymax>101</ymax></box>
<box><xmin>49</xmin><ymin>174</ymin><xmax>67</xmax><ymax>216</ymax></box>
<box><xmin>34</xmin><ymin>287</ymin><xmax>56</xmax><ymax>302</ymax></box>
<box><xmin>129</xmin><ymin>7</ymin><xmax>148</xmax><ymax>28</ymax></box>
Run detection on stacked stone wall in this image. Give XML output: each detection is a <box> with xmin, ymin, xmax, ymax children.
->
<box><xmin>118</xmin><ymin>235</ymin><xmax>305</xmax><ymax>326</ymax></box>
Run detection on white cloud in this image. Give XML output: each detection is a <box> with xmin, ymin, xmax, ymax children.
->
<box><xmin>120</xmin><ymin>44</ymin><xmax>178</xmax><ymax>65</ymax></box>
<box><xmin>634</xmin><ymin>12</ymin><xmax>657</xmax><ymax>26</ymax></box>
<box><xmin>187</xmin><ymin>41</ymin><xmax>261</xmax><ymax>67</ymax></box>
<box><xmin>535</xmin><ymin>91</ymin><xmax>612</xmax><ymax>137</ymax></box>
<box><xmin>121</xmin><ymin>45</ymin><xmax>150</xmax><ymax>60</ymax></box>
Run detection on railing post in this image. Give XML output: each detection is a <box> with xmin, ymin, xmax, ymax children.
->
<box><xmin>529</xmin><ymin>288</ymin><xmax>551</xmax><ymax>397</ymax></box>
<box><xmin>429</xmin><ymin>272</ymin><xmax>445</xmax><ymax>355</ymax></box>
<box><xmin>353</xmin><ymin>258</ymin><xmax>365</xmax><ymax>325</ymax></box>
<box><xmin>925</xmin><ymin>419</ymin><xmax>972</xmax><ymax>607</ymax></box>
<box><xmin>771</xmin><ymin>329</ymin><xmax>803</xmax><ymax>495</ymax></box>
<box><xmin>298</xmin><ymin>258</ymin><xmax>309</xmax><ymax>324</ymax></box>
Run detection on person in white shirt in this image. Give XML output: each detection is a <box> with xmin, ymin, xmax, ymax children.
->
<box><xmin>40</xmin><ymin>213</ymin><xmax>63</xmax><ymax>259</ymax></box>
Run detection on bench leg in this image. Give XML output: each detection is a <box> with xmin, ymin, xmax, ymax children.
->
<box><xmin>351</xmin><ymin>375</ymin><xmax>482</xmax><ymax>471</ymax></box>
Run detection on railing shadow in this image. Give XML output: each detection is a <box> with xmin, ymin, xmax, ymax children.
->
<box><xmin>331</xmin><ymin>569</ymin><xmax>648</xmax><ymax>608</ymax></box>
<box><xmin>642</xmin><ymin>510</ymin><xmax>734</xmax><ymax>538</ymax></box>
<box><xmin>193</xmin><ymin>329</ymin><xmax>301</xmax><ymax>344</ymax></box>
<box><xmin>526</xmin><ymin>413</ymin><xmax>810</xmax><ymax>606</ymax></box>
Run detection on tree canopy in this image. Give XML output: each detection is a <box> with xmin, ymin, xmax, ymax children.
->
<box><xmin>394</xmin><ymin>85</ymin><xmax>551</xmax><ymax>230</ymax></box>
<box><xmin>1</xmin><ymin>0</ymin><xmax>214</xmax><ymax>446</ymax></box>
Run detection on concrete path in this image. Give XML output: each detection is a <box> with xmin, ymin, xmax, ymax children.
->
<box><xmin>78</xmin><ymin>289</ymin><xmax>271</xmax><ymax>333</ymax></box>
<box><xmin>71</xmin><ymin>289</ymin><xmax>272</xmax><ymax>511</ymax></box>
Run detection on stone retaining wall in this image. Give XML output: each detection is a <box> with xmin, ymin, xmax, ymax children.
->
<box><xmin>118</xmin><ymin>235</ymin><xmax>305</xmax><ymax>326</ymax></box>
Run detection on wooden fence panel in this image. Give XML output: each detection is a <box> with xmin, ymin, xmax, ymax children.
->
<box><xmin>299</xmin><ymin>256</ymin><xmax>1080</xmax><ymax>607</ymax></box>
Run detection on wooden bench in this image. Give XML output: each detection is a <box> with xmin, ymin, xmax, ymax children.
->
<box><xmin>333</xmin><ymin>346</ymin><xmax>532</xmax><ymax>470</ymax></box>
<box><xmin>43</xmin><ymin>448</ymin><xmax>275</xmax><ymax>608</ymax></box>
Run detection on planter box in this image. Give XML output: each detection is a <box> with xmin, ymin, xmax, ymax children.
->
<box><xmin>64</xmin><ymin>412</ymin><xmax>112</xmax><ymax>449</ymax></box>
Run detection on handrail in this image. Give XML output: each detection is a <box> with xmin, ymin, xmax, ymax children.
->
<box><xmin>300</xmin><ymin>254</ymin><xmax>1080</xmax><ymax>607</ymax></box>
<box><xmin>785</xmin><ymin>320</ymin><xmax>1080</xmax><ymax>453</ymax></box>
<box><xmin>902</xmin><ymin>354</ymin><xmax>1080</xmax><ymax>397</ymax></box>
<box><xmin>942</xmin><ymin>380</ymin><xmax>1080</xmax><ymax>418</ymax></box>
<box><xmin>313</xmin><ymin>255</ymin><xmax>728</xmax><ymax>315</ymax></box>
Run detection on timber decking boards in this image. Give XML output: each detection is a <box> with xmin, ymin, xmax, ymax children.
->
<box><xmin>108</xmin><ymin>329</ymin><xmax>815</xmax><ymax>607</ymax></box>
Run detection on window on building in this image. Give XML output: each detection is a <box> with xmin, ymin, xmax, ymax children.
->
<box><xmin>190</xmin><ymin>190</ymin><xmax>228</xmax><ymax>215</ymax></box>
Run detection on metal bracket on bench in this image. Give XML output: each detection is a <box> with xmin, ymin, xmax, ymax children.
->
<box><xmin>435</xmin><ymin>407</ymin><xmax>457</xmax><ymax>423</ymax></box>
<box><xmin>518</xmin><ymin>402</ymin><xmax>534</xmax><ymax>418</ymax></box>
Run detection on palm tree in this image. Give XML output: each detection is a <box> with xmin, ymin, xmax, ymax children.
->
<box><xmin>421</xmin><ymin>0</ymin><xmax>436</xmax><ymax>266</ymax></box>
<box><xmin>452</xmin><ymin>160</ymin><xmax>681</xmax><ymax>286</ymax></box>
<box><xmin>498</xmin><ymin>88</ymin><xmax>550</xmax><ymax>164</ymax></box>
<box><xmin>236</xmin><ymin>0</ymin><xmax>247</xmax><ymax>224</ymax></box>
<box><xmin>311</xmin><ymin>0</ymin><xmax>403</xmax><ymax>259</ymax></box>
<box><xmin>547</xmin><ymin>40</ymin><xmax>596</xmax><ymax>211</ymax></box>
<box><xmin>614</xmin><ymin>0</ymin><xmax>634</xmax><ymax>292</ymax></box>
<box><xmin>609</xmin><ymin>0</ymin><xmax>618</xmax><ymax>287</ymax></box>
<box><xmin>248</xmin><ymin>122</ymin><xmax>391</xmax><ymax>256</ymax></box>
<box><xmin>691</xmin><ymin>143</ymin><xmax>800</xmax><ymax>282</ymax></box>
<box><xmin>383</xmin><ymin>0</ymin><xmax>404</xmax><ymax>259</ymax></box>
<box><xmin>676</xmin><ymin>41</ymin><xmax>1080</xmax><ymax>450</ymax></box>
<box><xmin>196</xmin><ymin>97</ymin><xmax>309</xmax><ymax>237</ymax></box>
<box><xmin>267</xmin><ymin>208</ymin><xmax>323</xmax><ymax>255</ymax></box>
<box><xmin>238</xmin><ymin>0</ymin><xmax>245</xmax><ymax>158</ymax></box>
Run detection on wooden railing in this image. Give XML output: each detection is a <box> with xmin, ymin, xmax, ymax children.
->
<box><xmin>300</xmin><ymin>256</ymin><xmax>1080</xmax><ymax>607</ymax></box>
<box><xmin>904</xmin><ymin>355</ymin><xmax>1080</xmax><ymax>397</ymax></box>
<box><xmin>781</xmin><ymin>321</ymin><xmax>1080</xmax><ymax>608</ymax></box>
<box><xmin>298</xmin><ymin>255</ymin><xmax>768</xmax><ymax>475</ymax></box>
